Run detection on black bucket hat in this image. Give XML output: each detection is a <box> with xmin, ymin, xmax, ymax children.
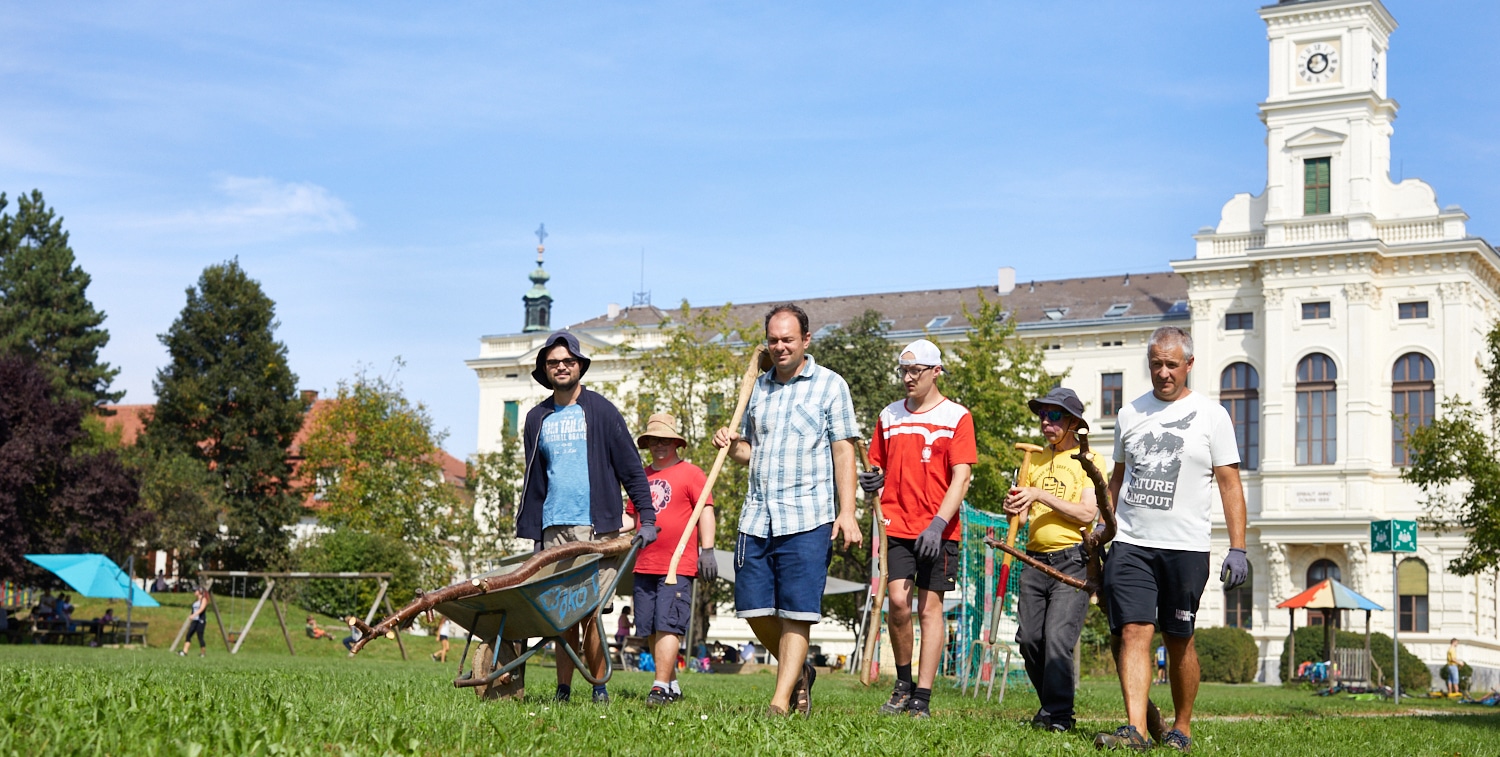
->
<box><xmin>532</xmin><ymin>330</ymin><xmax>592</xmax><ymax>389</ymax></box>
<box><xmin>1027</xmin><ymin>387</ymin><xmax>1088</xmax><ymax>430</ymax></box>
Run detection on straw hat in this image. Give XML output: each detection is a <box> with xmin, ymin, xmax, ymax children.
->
<box><xmin>636</xmin><ymin>413</ymin><xmax>688</xmax><ymax>448</ymax></box>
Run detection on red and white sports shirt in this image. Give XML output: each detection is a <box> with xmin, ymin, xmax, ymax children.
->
<box><xmin>868</xmin><ymin>397</ymin><xmax>977</xmax><ymax>541</ymax></box>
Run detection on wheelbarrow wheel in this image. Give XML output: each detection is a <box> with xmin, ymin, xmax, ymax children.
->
<box><xmin>473</xmin><ymin>641</ymin><xmax>525</xmax><ymax>701</ymax></box>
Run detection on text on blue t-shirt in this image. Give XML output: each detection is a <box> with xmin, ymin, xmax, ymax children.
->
<box><xmin>540</xmin><ymin>403</ymin><xmax>591</xmax><ymax>529</ymax></box>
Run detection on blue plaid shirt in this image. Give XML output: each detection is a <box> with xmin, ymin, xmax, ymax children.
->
<box><xmin>738</xmin><ymin>354</ymin><xmax>859</xmax><ymax>537</ymax></box>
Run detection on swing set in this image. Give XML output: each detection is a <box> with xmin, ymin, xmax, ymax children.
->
<box><xmin>170</xmin><ymin>571</ymin><xmax>407</xmax><ymax>659</ymax></box>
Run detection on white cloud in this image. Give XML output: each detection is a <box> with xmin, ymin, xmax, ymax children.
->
<box><xmin>133</xmin><ymin>175</ymin><xmax>357</xmax><ymax>240</ymax></box>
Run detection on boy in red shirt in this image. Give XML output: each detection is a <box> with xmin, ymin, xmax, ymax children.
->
<box><xmin>625</xmin><ymin>413</ymin><xmax>718</xmax><ymax>705</ymax></box>
<box><xmin>860</xmin><ymin>339</ymin><xmax>975</xmax><ymax>718</ymax></box>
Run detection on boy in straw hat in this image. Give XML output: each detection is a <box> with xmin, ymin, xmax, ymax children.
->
<box><xmin>624</xmin><ymin>412</ymin><xmax>718</xmax><ymax>705</ymax></box>
<box><xmin>860</xmin><ymin>338</ymin><xmax>975</xmax><ymax>718</ymax></box>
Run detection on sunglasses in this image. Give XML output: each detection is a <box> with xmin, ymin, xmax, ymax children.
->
<box><xmin>1037</xmin><ymin>409</ymin><xmax>1066</xmax><ymax>423</ymax></box>
<box><xmin>545</xmin><ymin>358</ymin><xmax>579</xmax><ymax>370</ymax></box>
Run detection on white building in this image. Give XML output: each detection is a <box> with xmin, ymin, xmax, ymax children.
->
<box><xmin>470</xmin><ymin>0</ymin><xmax>1500</xmax><ymax>685</ymax></box>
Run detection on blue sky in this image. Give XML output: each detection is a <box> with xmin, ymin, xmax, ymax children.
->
<box><xmin>3</xmin><ymin>1</ymin><xmax>1496</xmax><ymax>456</ymax></box>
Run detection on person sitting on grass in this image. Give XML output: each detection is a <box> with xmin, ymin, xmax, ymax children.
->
<box><xmin>342</xmin><ymin>617</ymin><xmax>362</xmax><ymax>654</ymax></box>
<box><xmin>624</xmin><ymin>413</ymin><xmax>718</xmax><ymax>706</ymax></box>
<box><xmin>305</xmin><ymin>616</ymin><xmax>334</xmax><ymax>641</ymax></box>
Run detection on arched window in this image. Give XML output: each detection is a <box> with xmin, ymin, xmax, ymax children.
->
<box><xmin>1392</xmin><ymin>353</ymin><xmax>1436</xmax><ymax>466</ymax></box>
<box><xmin>1398</xmin><ymin>558</ymin><xmax>1430</xmax><ymax>633</ymax></box>
<box><xmin>1220</xmin><ymin>363</ymin><xmax>1260</xmax><ymax>470</ymax></box>
<box><xmin>1296</xmin><ymin>354</ymin><xmax>1337</xmax><ymax>465</ymax></box>
<box><xmin>1224</xmin><ymin>561</ymin><xmax>1253</xmax><ymax>629</ymax></box>
<box><xmin>1306</xmin><ymin>559</ymin><xmax>1342</xmax><ymax>627</ymax></box>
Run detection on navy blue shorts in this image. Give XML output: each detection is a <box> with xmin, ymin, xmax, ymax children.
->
<box><xmin>633</xmin><ymin>573</ymin><xmax>693</xmax><ymax>636</ymax></box>
<box><xmin>734</xmin><ymin>523</ymin><xmax>833</xmax><ymax>623</ymax></box>
<box><xmin>1101</xmin><ymin>541</ymin><xmax>1209</xmax><ymax>638</ymax></box>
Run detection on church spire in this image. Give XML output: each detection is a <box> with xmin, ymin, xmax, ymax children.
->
<box><xmin>522</xmin><ymin>223</ymin><xmax>553</xmax><ymax>333</ymax></box>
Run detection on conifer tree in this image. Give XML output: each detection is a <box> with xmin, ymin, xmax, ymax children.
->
<box><xmin>144</xmin><ymin>260</ymin><xmax>305</xmax><ymax>570</ymax></box>
<box><xmin>0</xmin><ymin>190</ymin><xmax>122</xmax><ymax>405</ymax></box>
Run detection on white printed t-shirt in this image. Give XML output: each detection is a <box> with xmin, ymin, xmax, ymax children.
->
<box><xmin>1112</xmin><ymin>389</ymin><xmax>1239</xmax><ymax>552</ymax></box>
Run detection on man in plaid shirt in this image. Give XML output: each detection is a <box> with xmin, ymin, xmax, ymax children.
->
<box><xmin>713</xmin><ymin>303</ymin><xmax>863</xmax><ymax>718</ymax></box>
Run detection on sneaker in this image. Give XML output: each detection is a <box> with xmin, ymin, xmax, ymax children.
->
<box><xmin>592</xmin><ymin>688</ymin><xmax>611</xmax><ymax>705</ymax></box>
<box><xmin>1161</xmin><ymin>729</ymin><xmax>1192</xmax><ymax>753</ymax></box>
<box><xmin>905</xmin><ymin>699</ymin><xmax>932</xmax><ymax>719</ymax></box>
<box><xmin>1093</xmin><ymin>725</ymin><xmax>1153</xmax><ymax>751</ymax></box>
<box><xmin>554</xmin><ymin>687</ymin><xmax>571</xmax><ymax>703</ymax></box>
<box><xmin>791</xmin><ymin>661</ymin><xmax>816</xmax><ymax>717</ymax></box>
<box><xmin>1047</xmin><ymin>721</ymin><xmax>1074</xmax><ymax>733</ymax></box>
<box><xmin>1029</xmin><ymin>711</ymin><xmax>1051</xmax><ymax>730</ymax></box>
<box><xmin>646</xmin><ymin>687</ymin><xmax>673</xmax><ymax>706</ymax></box>
<box><xmin>879</xmin><ymin>680</ymin><xmax>914</xmax><ymax>715</ymax></box>
<box><xmin>176</xmin><ymin>650</ymin><xmax>186</xmax><ymax>657</ymax></box>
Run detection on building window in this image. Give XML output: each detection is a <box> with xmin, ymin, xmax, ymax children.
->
<box><xmin>1392</xmin><ymin>353</ymin><xmax>1436</xmax><ymax>466</ymax></box>
<box><xmin>1101</xmin><ymin>373</ymin><xmax>1123</xmax><ymax>418</ymax></box>
<box><xmin>1302</xmin><ymin>301</ymin><xmax>1331</xmax><ymax>320</ymax></box>
<box><xmin>1296</xmin><ymin>354</ymin><xmax>1337</xmax><ymax>465</ymax></box>
<box><xmin>1104</xmin><ymin>303</ymin><xmax>1131</xmax><ymax>317</ymax></box>
<box><xmin>503</xmin><ymin>401</ymin><xmax>519</xmax><ymax>438</ymax></box>
<box><xmin>1043</xmin><ymin>308</ymin><xmax>1067</xmax><ymax>321</ymax></box>
<box><xmin>1306</xmin><ymin>559</ymin><xmax>1343</xmax><ymax>627</ymax></box>
<box><xmin>1304</xmin><ymin>157</ymin><xmax>1331</xmax><ymax>215</ymax></box>
<box><xmin>1225</xmin><ymin>312</ymin><xmax>1254</xmax><ymax>330</ymax></box>
<box><xmin>926</xmin><ymin>316</ymin><xmax>951</xmax><ymax>329</ymax></box>
<box><xmin>1224</xmin><ymin>562</ymin><xmax>1253</xmax><ymax>629</ymax></box>
<box><xmin>1398</xmin><ymin>301</ymin><xmax>1429</xmax><ymax>319</ymax></box>
<box><xmin>1398</xmin><ymin>558</ymin><xmax>1429</xmax><ymax>633</ymax></box>
<box><xmin>1220</xmin><ymin>363</ymin><xmax>1260</xmax><ymax>470</ymax></box>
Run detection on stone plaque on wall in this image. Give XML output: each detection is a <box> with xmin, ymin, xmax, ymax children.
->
<box><xmin>1289</xmin><ymin>487</ymin><xmax>1336</xmax><ymax>508</ymax></box>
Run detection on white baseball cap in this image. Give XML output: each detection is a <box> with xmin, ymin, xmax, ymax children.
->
<box><xmin>898</xmin><ymin>338</ymin><xmax>943</xmax><ymax>367</ymax></box>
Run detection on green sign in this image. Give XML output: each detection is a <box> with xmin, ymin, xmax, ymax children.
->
<box><xmin>1371</xmin><ymin>520</ymin><xmax>1418</xmax><ymax>553</ymax></box>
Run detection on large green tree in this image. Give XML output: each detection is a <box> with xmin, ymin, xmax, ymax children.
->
<box><xmin>298</xmin><ymin>367</ymin><xmax>461</xmax><ymax>587</ymax></box>
<box><xmin>0</xmin><ymin>190</ymin><xmax>121</xmax><ymax>405</ymax></box>
<box><xmin>1402</xmin><ymin>322</ymin><xmax>1500</xmax><ymax>575</ymax></box>
<box><xmin>457</xmin><ymin>432</ymin><xmax>525</xmax><ymax>576</ymax></box>
<box><xmin>943</xmin><ymin>291</ymin><xmax>1052</xmax><ymax>512</ymax></box>
<box><xmin>145</xmin><ymin>260</ymin><xmax>305</xmax><ymax>571</ymax></box>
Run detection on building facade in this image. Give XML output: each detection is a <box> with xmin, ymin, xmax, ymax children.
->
<box><xmin>470</xmin><ymin>0</ymin><xmax>1500</xmax><ymax>684</ymax></box>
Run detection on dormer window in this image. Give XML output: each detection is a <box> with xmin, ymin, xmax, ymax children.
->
<box><xmin>812</xmin><ymin>323</ymin><xmax>840</xmax><ymax>339</ymax></box>
<box><xmin>1103</xmin><ymin>303</ymin><xmax>1131</xmax><ymax>318</ymax></box>
<box><xmin>1168</xmin><ymin>301</ymin><xmax>1189</xmax><ymax>315</ymax></box>
<box><xmin>926</xmin><ymin>316</ymin><xmax>951</xmax><ymax>329</ymax></box>
<box><xmin>1304</xmin><ymin>157</ymin><xmax>1331</xmax><ymax>215</ymax></box>
<box><xmin>1043</xmin><ymin>308</ymin><xmax>1068</xmax><ymax>321</ymax></box>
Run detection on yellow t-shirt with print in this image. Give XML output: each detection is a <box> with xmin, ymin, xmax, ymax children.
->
<box><xmin>1023</xmin><ymin>446</ymin><xmax>1103</xmax><ymax>553</ymax></box>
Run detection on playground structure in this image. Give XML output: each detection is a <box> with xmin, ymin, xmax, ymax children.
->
<box><xmin>170</xmin><ymin>571</ymin><xmax>406</xmax><ymax>659</ymax></box>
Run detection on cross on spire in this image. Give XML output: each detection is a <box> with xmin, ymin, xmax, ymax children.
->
<box><xmin>535</xmin><ymin>223</ymin><xmax>548</xmax><ymax>248</ymax></box>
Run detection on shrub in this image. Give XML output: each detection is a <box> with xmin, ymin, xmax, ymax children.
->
<box><xmin>1194</xmin><ymin>626</ymin><xmax>1260</xmax><ymax>683</ymax></box>
<box><xmin>1277</xmin><ymin>625</ymin><xmax>1430</xmax><ymax>692</ymax></box>
<box><xmin>296</xmin><ymin>528</ymin><xmax>421</xmax><ymax>620</ymax></box>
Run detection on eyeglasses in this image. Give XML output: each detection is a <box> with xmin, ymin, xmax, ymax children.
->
<box><xmin>896</xmin><ymin>365</ymin><xmax>934</xmax><ymax>379</ymax></box>
<box><xmin>1037</xmin><ymin>409</ymin><xmax>1065</xmax><ymax>423</ymax></box>
<box><xmin>645</xmin><ymin>438</ymin><xmax>678</xmax><ymax>447</ymax></box>
<box><xmin>545</xmin><ymin>358</ymin><xmax>579</xmax><ymax>369</ymax></box>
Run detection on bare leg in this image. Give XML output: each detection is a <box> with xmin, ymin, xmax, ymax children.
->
<box><xmin>557</xmin><ymin>625</ymin><xmax>579</xmax><ymax>687</ymax></box>
<box><xmin>1165</xmin><ymin>634</ymin><xmax>1199</xmax><ymax>737</ymax></box>
<box><xmin>581</xmin><ymin>616</ymin><xmax>608</xmax><ymax>681</ymax></box>
<box><xmin>886</xmin><ymin>579</ymin><xmax>914</xmax><ymax>668</ymax></box>
<box><xmin>652</xmin><ymin>632</ymin><xmax>682</xmax><ymax>687</ymax></box>
<box><xmin>915</xmin><ymin>588</ymin><xmax>946</xmax><ymax>690</ymax></box>
<box><xmin>1118</xmin><ymin>623</ymin><xmax>1155</xmax><ymax>736</ymax></box>
<box><xmin>748</xmin><ymin>616</ymin><xmax>811</xmax><ymax>711</ymax></box>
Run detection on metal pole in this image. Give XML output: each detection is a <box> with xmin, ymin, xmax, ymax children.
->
<box><xmin>124</xmin><ymin>555</ymin><xmax>135</xmax><ymax>647</ymax></box>
<box><xmin>1392</xmin><ymin>552</ymin><xmax>1399</xmax><ymax>704</ymax></box>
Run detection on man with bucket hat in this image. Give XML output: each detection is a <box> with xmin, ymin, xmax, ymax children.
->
<box><xmin>518</xmin><ymin>330</ymin><xmax>657</xmax><ymax>704</ymax></box>
<box><xmin>623</xmin><ymin>412</ymin><xmax>718</xmax><ymax>705</ymax></box>
<box><xmin>861</xmin><ymin>338</ymin><xmax>975</xmax><ymax>718</ymax></box>
<box><xmin>1002</xmin><ymin>386</ymin><xmax>1101</xmax><ymax>732</ymax></box>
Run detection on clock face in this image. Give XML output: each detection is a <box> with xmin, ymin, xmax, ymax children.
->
<box><xmin>1297</xmin><ymin>41</ymin><xmax>1341</xmax><ymax>85</ymax></box>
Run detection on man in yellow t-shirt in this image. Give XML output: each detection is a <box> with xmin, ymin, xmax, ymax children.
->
<box><xmin>1003</xmin><ymin>387</ymin><xmax>1101</xmax><ymax>732</ymax></box>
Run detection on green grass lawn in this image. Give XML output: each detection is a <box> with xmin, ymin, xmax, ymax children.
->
<box><xmin>1</xmin><ymin>641</ymin><xmax>1494</xmax><ymax>756</ymax></box>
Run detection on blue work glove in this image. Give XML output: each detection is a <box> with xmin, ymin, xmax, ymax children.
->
<box><xmin>697</xmin><ymin>548</ymin><xmax>718</xmax><ymax>582</ymax></box>
<box><xmin>1220</xmin><ymin>548</ymin><xmax>1248</xmax><ymax>589</ymax></box>
<box><xmin>857</xmin><ymin>469</ymin><xmax>884</xmax><ymax>494</ymax></box>
<box><xmin>637</xmin><ymin>524</ymin><xmax>659</xmax><ymax>546</ymax></box>
<box><xmin>915</xmin><ymin>516</ymin><xmax>948</xmax><ymax>561</ymax></box>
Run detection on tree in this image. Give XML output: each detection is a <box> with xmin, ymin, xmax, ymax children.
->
<box><xmin>0</xmin><ymin>355</ymin><xmax>147</xmax><ymax>582</ymax></box>
<box><xmin>943</xmin><ymin>291</ymin><xmax>1052</xmax><ymax>511</ymax></box>
<box><xmin>619</xmin><ymin>301</ymin><xmax>754</xmax><ymax>647</ymax></box>
<box><xmin>456</xmin><ymin>432</ymin><xmax>525</xmax><ymax>577</ymax></box>
<box><xmin>296</xmin><ymin>528</ymin><xmax>421</xmax><ymax>620</ymax></box>
<box><xmin>145</xmin><ymin>260</ymin><xmax>305</xmax><ymax>571</ymax></box>
<box><xmin>0</xmin><ymin>190</ymin><xmax>121</xmax><ymax>406</ymax></box>
<box><xmin>126</xmin><ymin>441</ymin><xmax>227</xmax><ymax>574</ymax></box>
<box><xmin>298</xmin><ymin>367</ymin><xmax>461</xmax><ymax>588</ymax></box>
<box><xmin>1402</xmin><ymin>322</ymin><xmax>1500</xmax><ymax>575</ymax></box>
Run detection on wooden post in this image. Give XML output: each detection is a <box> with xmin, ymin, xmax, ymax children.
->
<box><xmin>206</xmin><ymin>579</ymin><xmax>232</xmax><ymax>652</ymax></box>
<box><xmin>385</xmin><ymin>594</ymin><xmax>407</xmax><ymax>661</ymax></box>
<box><xmin>364</xmin><ymin>580</ymin><xmax>389</xmax><ymax>626</ymax></box>
<box><xmin>271</xmin><ymin>595</ymin><xmax>295</xmax><ymax>656</ymax></box>
<box><xmin>231</xmin><ymin>579</ymin><xmax>275</xmax><ymax>655</ymax></box>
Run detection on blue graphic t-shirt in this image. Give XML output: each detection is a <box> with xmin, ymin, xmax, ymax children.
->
<box><xmin>540</xmin><ymin>403</ymin><xmax>591</xmax><ymax>529</ymax></box>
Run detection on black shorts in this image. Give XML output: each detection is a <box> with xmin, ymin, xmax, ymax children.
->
<box><xmin>886</xmin><ymin>538</ymin><xmax>959</xmax><ymax>593</ymax></box>
<box><xmin>1101</xmin><ymin>541</ymin><xmax>1210</xmax><ymax>638</ymax></box>
<box><xmin>633</xmin><ymin>573</ymin><xmax>693</xmax><ymax>636</ymax></box>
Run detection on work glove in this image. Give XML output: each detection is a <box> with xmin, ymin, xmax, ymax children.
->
<box><xmin>915</xmin><ymin>516</ymin><xmax>948</xmax><ymax>561</ymax></box>
<box><xmin>1220</xmin><ymin>548</ymin><xmax>1249</xmax><ymax>589</ymax></box>
<box><xmin>637</xmin><ymin>524</ymin><xmax>659</xmax><ymax>547</ymax></box>
<box><xmin>697</xmin><ymin>548</ymin><xmax>718</xmax><ymax>582</ymax></box>
<box><xmin>857</xmin><ymin>468</ymin><xmax>884</xmax><ymax>494</ymax></box>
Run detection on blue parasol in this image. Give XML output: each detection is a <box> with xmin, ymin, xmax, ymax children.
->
<box><xmin>23</xmin><ymin>554</ymin><xmax>160</xmax><ymax>608</ymax></box>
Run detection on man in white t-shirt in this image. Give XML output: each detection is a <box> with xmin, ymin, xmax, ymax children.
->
<box><xmin>1094</xmin><ymin>326</ymin><xmax>1248</xmax><ymax>753</ymax></box>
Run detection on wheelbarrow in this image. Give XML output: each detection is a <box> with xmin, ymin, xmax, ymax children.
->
<box><xmin>348</xmin><ymin>534</ymin><xmax>640</xmax><ymax>700</ymax></box>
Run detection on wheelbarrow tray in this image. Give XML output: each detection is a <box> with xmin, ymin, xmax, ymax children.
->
<box><xmin>435</xmin><ymin>551</ymin><xmax>605</xmax><ymax>642</ymax></box>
